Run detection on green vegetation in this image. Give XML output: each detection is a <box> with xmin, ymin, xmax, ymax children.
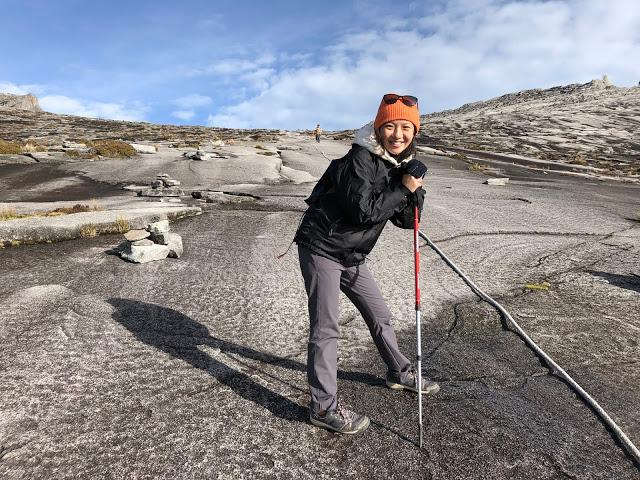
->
<box><xmin>468</xmin><ymin>162</ymin><xmax>489</xmax><ymax>172</ymax></box>
<box><xmin>0</xmin><ymin>139</ymin><xmax>25</xmax><ymax>154</ymax></box>
<box><xmin>0</xmin><ymin>203</ymin><xmax>103</xmax><ymax>222</ymax></box>
<box><xmin>524</xmin><ymin>281</ymin><xmax>551</xmax><ymax>291</ymax></box>
<box><xmin>66</xmin><ymin>149</ymin><xmax>97</xmax><ymax>159</ymax></box>
<box><xmin>0</xmin><ymin>139</ymin><xmax>47</xmax><ymax>154</ymax></box>
<box><xmin>568</xmin><ymin>152</ymin><xmax>588</xmax><ymax>165</ymax></box>
<box><xmin>113</xmin><ymin>216</ymin><xmax>130</xmax><ymax>233</ymax></box>
<box><xmin>79</xmin><ymin>224</ymin><xmax>98</xmax><ymax>238</ymax></box>
<box><xmin>91</xmin><ymin>140</ymin><xmax>136</xmax><ymax>157</ymax></box>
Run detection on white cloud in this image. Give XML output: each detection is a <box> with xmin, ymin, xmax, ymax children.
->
<box><xmin>173</xmin><ymin>94</ymin><xmax>212</xmax><ymax>108</ymax></box>
<box><xmin>0</xmin><ymin>81</ymin><xmax>46</xmax><ymax>95</ymax></box>
<box><xmin>40</xmin><ymin>95</ymin><xmax>147</xmax><ymax>121</ymax></box>
<box><xmin>172</xmin><ymin>110</ymin><xmax>195</xmax><ymax>120</ymax></box>
<box><xmin>207</xmin><ymin>0</ymin><xmax>640</xmax><ymax>130</ymax></box>
<box><xmin>185</xmin><ymin>53</ymin><xmax>276</xmax><ymax>77</ymax></box>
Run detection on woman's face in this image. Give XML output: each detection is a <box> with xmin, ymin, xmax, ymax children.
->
<box><xmin>378</xmin><ymin>120</ymin><xmax>415</xmax><ymax>155</ymax></box>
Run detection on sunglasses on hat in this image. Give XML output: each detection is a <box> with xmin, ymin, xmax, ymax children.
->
<box><xmin>382</xmin><ymin>94</ymin><xmax>418</xmax><ymax>107</ymax></box>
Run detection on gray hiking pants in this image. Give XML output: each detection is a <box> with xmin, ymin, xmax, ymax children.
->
<box><xmin>298</xmin><ymin>245</ymin><xmax>412</xmax><ymax>413</ymax></box>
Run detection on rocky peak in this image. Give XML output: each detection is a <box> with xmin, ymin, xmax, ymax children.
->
<box><xmin>0</xmin><ymin>93</ymin><xmax>42</xmax><ymax>112</ymax></box>
<box><xmin>419</xmin><ymin>77</ymin><xmax>640</xmax><ymax>174</ymax></box>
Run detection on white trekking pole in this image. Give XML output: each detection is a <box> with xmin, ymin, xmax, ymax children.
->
<box><xmin>413</xmin><ymin>204</ymin><xmax>423</xmax><ymax>449</ymax></box>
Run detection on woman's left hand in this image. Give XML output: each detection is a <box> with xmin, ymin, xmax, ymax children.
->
<box><xmin>402</xmin><ymin>174</ymin><xmax>423</xmax><ymax>193</ymax></box>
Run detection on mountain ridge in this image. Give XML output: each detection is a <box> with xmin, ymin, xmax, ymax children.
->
<box><xmin>419</xmin><ymin>77</ymin><xmax>640</xmax><ymax>174</ymax></box>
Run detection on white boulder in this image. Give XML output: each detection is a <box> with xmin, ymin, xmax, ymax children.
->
<box><xmin>120</xmin><ymin>243</ymin><xmax>170</xmax><ymax>263</ymax></box>
<box><xmin>130</xmin><ymin>143</ymin><xmax>157</xmax><ymax>154</ymax></box>
<box><xmin>167</xmin><ymin>233</ymin><xmax>183</xmax><ymax>258</ymax></box>
<box><xmin>484</xmin><ymin>177</ymin><xmax>510</xmax><ymax>186</ymax></box>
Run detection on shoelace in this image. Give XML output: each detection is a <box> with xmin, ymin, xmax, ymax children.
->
<box><xmin>335</xmin><ymin>403</ymin><xmax>354</xmax><ymax>423</ymax></box>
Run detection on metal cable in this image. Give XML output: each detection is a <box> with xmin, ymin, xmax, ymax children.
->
<box><xmin>418</xmin><ymin>229</ymin><xmax>640</xmax><ymax>466</ymax></box>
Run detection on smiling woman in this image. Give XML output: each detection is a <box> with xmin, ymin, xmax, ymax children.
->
<box><xmin>292</xmin><ymin>92</ymin><xmax>437</xmax><ymax>434</ymax></box>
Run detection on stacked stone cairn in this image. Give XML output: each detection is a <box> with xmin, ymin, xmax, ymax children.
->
<box><xmin>119</xmin><ymin>220</ymin><xmax>183</xmax><ymax>263</ymax></box>
<box><xmin>138</xmin><ymin>173</ymin><xmax>184</xmax><ymax>197</ymax></box>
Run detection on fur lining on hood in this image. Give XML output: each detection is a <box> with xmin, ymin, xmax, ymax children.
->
<box><xmin>353</xmin><ymin>121</ymin><xmax>412</xmax><ymax>167</ymax></box>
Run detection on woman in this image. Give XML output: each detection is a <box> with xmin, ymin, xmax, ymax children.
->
<box><xmin>294</xmin><ymin>93</ymin><xmax>439</xmax><ymax>435</ymax></box>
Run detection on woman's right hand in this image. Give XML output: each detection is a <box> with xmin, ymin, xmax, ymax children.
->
<box><xmin>402</xmin><ymin>173</ymin><xmax>423</xmax><ymax>193</ymax></box>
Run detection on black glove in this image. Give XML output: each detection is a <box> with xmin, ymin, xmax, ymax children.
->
<box><xmin>403</xmin><ymin>159</ymin><xmax>428</xmax><ymax>179</ymax></box>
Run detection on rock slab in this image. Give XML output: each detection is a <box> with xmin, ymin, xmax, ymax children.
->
<box><xmin>124</xmin><ymin>229</ymin><xmax>151</xmax><ymax>241</ymax></box>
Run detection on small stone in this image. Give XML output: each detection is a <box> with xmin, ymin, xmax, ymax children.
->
<box><xmin>132</xmin><ymin>238</ymin><xmax>154</xmax><ymax>246</ymax></box>
<box><xmin>167</xmin><ymin>233</ymin><xmax>183</xmax><ymax>258</ymax></box>
<box><xmin>484</xmin><ymin>177</ymin><xmax>509</xmax><ymax>186</ymax></box>
<box><xmin>157</xmin><ymin>173</ymin><xmax>170</xmax><ymax>179</ymax></box>
<box><xmin>124</xmin><ymin>229</ymin><xmax>151</xmax><ymax>241</ymax></box>
<box><xmin>147</xmin><ymin>220</ymin><xmax>170</xmax><ymax>235</ymax></box>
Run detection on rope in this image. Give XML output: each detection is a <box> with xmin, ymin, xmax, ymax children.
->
<box><xmin>418</xmin><ymin>229</ymin><xmax>640</xmax><ymax>467</ymax></box>
<box><xmin>313</xmin><ymin>144</ymin><xmax>330</xmax><ymax>161</ymax></box>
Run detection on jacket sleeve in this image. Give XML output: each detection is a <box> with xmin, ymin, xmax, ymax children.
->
<box><xmin>337</xmin><ymin>147</ymin><xmax>411</xmax><ymax>226</ymax></box>
<box><xmin>390</xmin><ymin>187</ymin><xmax>425</xmax><ymax>229</ymax></box>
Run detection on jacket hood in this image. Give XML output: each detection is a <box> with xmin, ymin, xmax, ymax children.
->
<box><xmin>353</xmin><ymin>121</ymin><xmax>412</xmax><ymax>167</ymax></box>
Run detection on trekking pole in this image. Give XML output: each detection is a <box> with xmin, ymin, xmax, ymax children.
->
<box><xmin>413</xmin><ymin>204</ymin><xmax>423</xmax><ymax>449</ymax></box>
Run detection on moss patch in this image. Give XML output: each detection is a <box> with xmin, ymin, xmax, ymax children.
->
<box><xmin>66</xmin><ymin>149</ymin><xmax>97</xmax><ymax>159</ymax></box>
<box><xmin>0</xmin><ymin>139</ymin><xmax>23</xmax><ymax>154</ymax></box>
<box><xmin>91</xmin><ymin>140</ymin><xmax>136</xmax><ymax>158</ymax></box>
<box><xmin>0</xmin><ymin>203</ymin><xmax>103</xmax><ymax>222</ymax></box>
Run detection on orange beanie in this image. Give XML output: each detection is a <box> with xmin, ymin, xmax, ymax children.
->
<box><xmin>373</xmin><ymin>94</ymin><xmax>420</xmax><ymax>133</ymax></box>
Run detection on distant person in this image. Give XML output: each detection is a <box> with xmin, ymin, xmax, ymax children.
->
<box><xmin>313</xmin><ymin>124</ymin><xmax>322</xmax><ymax>143</ymax></box>
<box><xmin>294</xmin><ymin>93</ymin><xmax>438</xmax><ymax>434</ymax></box>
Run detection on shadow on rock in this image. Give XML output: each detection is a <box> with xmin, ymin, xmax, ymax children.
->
<box><xmin>587</xmin><ymin>271</ymin><xmax>640</xmax><ymax>293</ymax></box>
<box><xmin>107</xmin><ymin>298</ymin><xmax>380</xmax><ymax>424</ymax></box>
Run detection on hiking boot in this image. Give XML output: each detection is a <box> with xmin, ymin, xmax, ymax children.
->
<box><xmin>310</xmin><ymin>403</ymin><xmax>370</xmax><ymax>434</ymax></box>
<box><xmin>386</xmin><ymin>369</ymin><xmax>440</xmax><ymax>395</ymax></box>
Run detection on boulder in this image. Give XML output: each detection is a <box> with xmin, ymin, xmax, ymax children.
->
<box><xmin>193</xmin><ymin>191</ymin><xmax>257</xmax><ymax>204</ymax></box>
<box><xmin>62</xmin><ymin>140</ymin><xmax>88</xmax><ymax>149</ymax></box>
<box><xmin>130</xmin><ymin>143</ymin><xmax>157</xmax><ymax>154</ymax></box>
<box><xmin>157</xmin><ymin>173</ymin><xmax>170</xmax><ymax>179</ymax></box>
<box><xmin>276</xmin><ymin>145</ymin><xmax>302</xmax><ymax>151</ymax></box>
<box><xmin>148</xmin><ymin>220</ymin><xmax>170</xmax><ymax>244</ymax></box>
<box><xmin>132</xmin><ymin>238</ymin><xmax>154</xmax><ymax>246</ymax></box>
<box><xmin>151</xmin><ymin>179</ymin><xmax>164</xmax><ymax>189</ymax></box>
<box><xmin>162</xmin><ymin>179</ymin><xmax>181</xmax><ymax>187</ymax></box>
<box><xmin>147</xmin><ymin>220</ymin><xmax>170</xmax><ymax>234</ymax></box>
<box><xmin>167</xmin><ymin>233</ymin><xmax>183</xmax><ymax>258</ymax></box>
<box><xmin>122</xmin><ymin>185</ymin><xmax>147</xmax><ymax>192</ymax></box>
<box><xmin>185</xmin><ymin>150</ymin><xmax>217</xmax><ymax>161</ymax></box>
<box><xmin>484</xmin><ymin>177</ymin><xmax>510</xmax><ymax>186</ymax></box>
<box><xmin>138</xmin><ymin>187</ymin><xmax>184</xmax><ymax>197</ymax></box>
<box><xmin>120</xmin><ymin>243</ymin><xmax>170</xmax><ymax>263</ymax></box>
<box><xmin>124</xmin><ymin>229</ymin><xmax>151</xmax><ymax>241</ymax></box>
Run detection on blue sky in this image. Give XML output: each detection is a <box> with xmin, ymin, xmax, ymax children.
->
<box><xmin>2</xmin><ymin>0</ymin><xmax>639</xmax><ymax>130</ymax></box>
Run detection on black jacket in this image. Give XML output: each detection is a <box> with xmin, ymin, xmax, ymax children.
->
<box><xmin>294</xmin><ymin>144</ymin><xmax>425</xmax><ymax>266</ymax></box>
